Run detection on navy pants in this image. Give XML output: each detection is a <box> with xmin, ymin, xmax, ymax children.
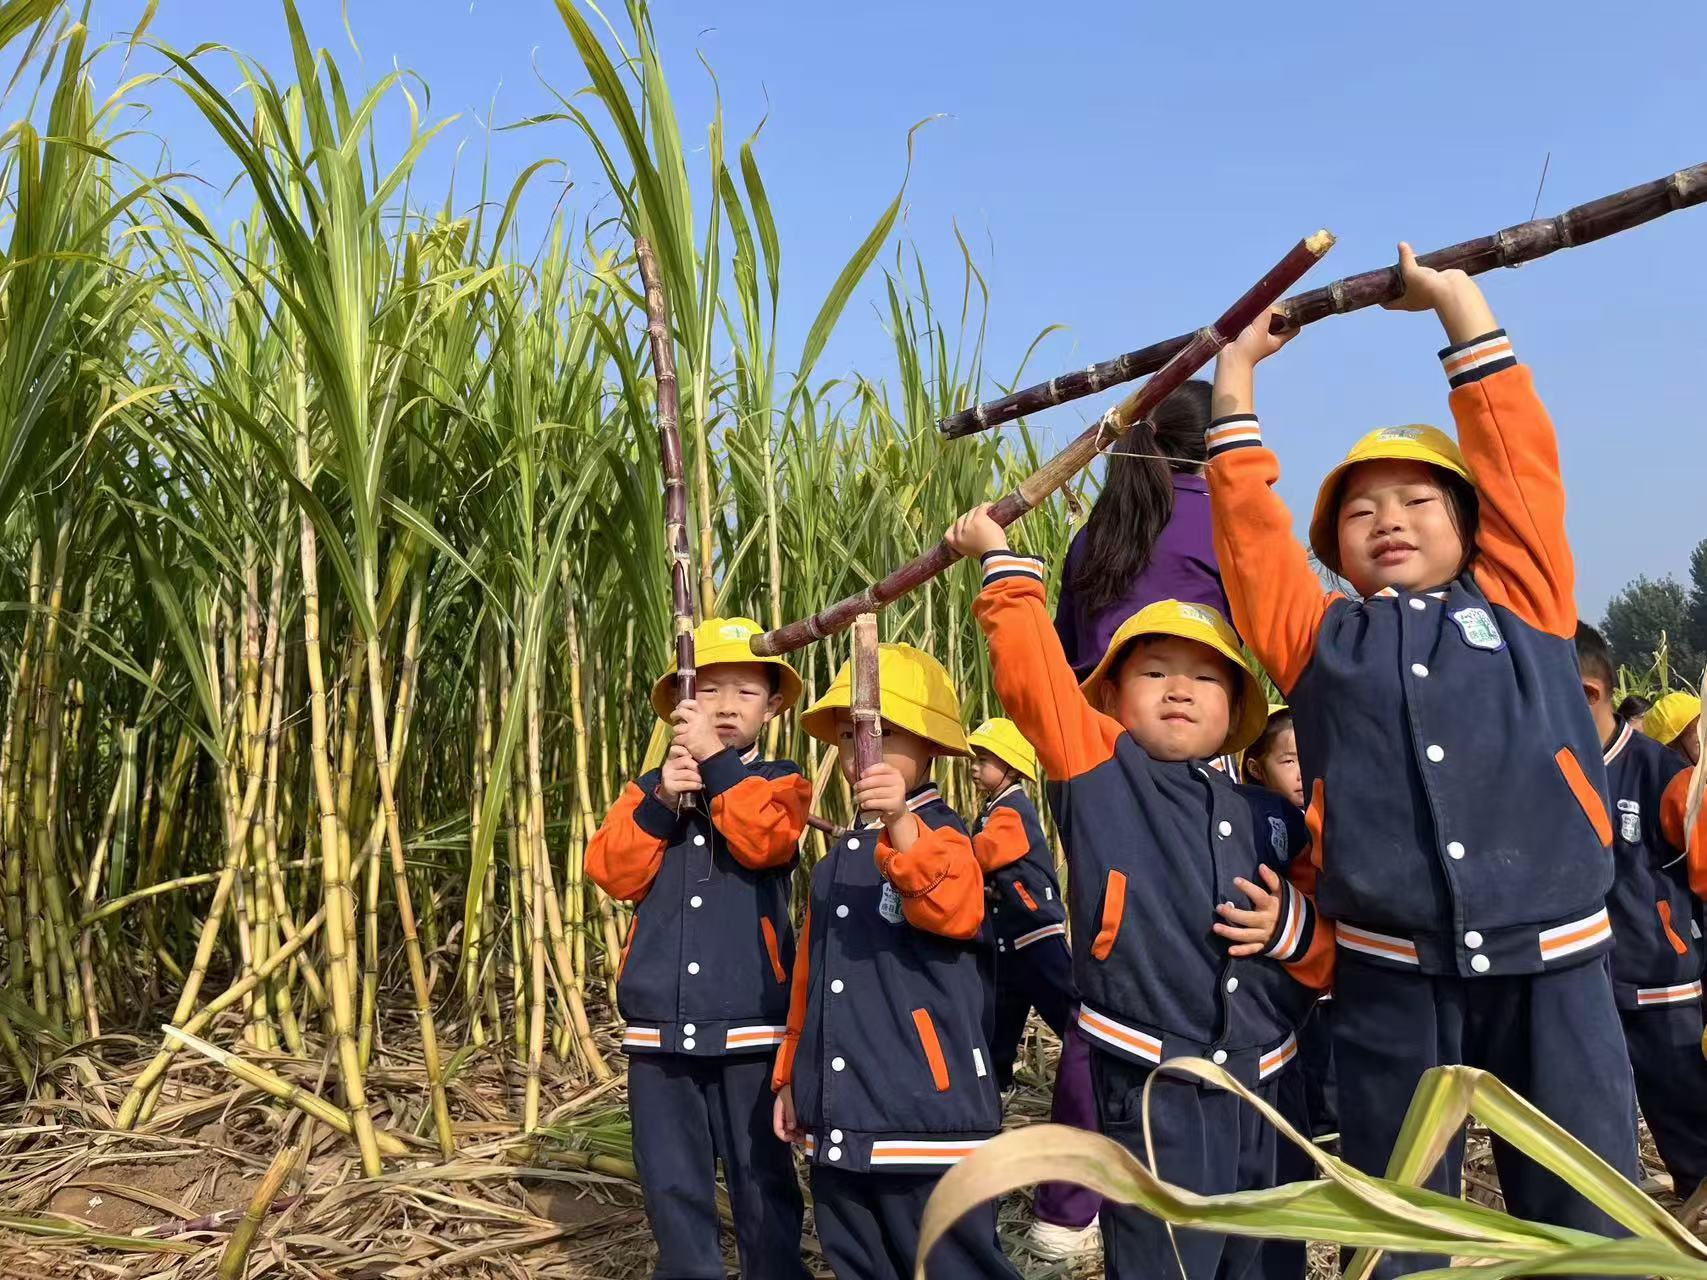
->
<box><xmin>627</xmin><ymin>1052</ymin><xmax>808</xmax><ymax>1280</ymax></box>
<box><xmin>1298</xmin><ymin>997</ymin><xmax>1337</xmax><ymax>1139</ymax></box>
<box><xmin>810</xmin><ymin>1164</ymin><xmax>1021</xmax><ymax>1280</ymax></box>
<box><xmin>1621</xmin><ymin>1001</ymin><xmax>1707</xmax><ymax>1195</ymax></box>
<box><xmin>1090</xmin><ymin>1049</ymin><xmax>1279</xmax><ymax>1280</ymax></box>
<box><xmin>991</xmin><ymin>934</ymin><xmax>1074</xmax><ymax>1088</ymax></box>
<box><xmin>1333</xmin><ymin>952</ymin><xmax>1639</xmax><ymax>1279</ymax></box>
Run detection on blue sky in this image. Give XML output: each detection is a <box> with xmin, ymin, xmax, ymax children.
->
<box><xmin>89</xmin><ymin>0</ymin><xmax>1706</xmax><ymax>622</ymax></box>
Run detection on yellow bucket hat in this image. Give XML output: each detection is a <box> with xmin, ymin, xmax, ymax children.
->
<box><xmin>966</xmin><ymin>717</ymin><xmax>1038</xmax><ymax>782</ymax></box>
<box><xmin>1646</xmin><ymin>692</ymin><xmax>1702</xmax><ymax>750</ymax></box>
<box><xmin>649</xmin><ymin>617</ymin><xmax>803</xmax><ymax>720</ymax></box>
<box><xmin>1079</xmin><ymin>599</ymin><xmax>1269</xmax><ymax>756</ymax></box>
<box><xmin>1308</xmin><ymin>425</ymin><xmax>1472</xmax><ymax>576</ymax></box>
<box><xmin>801</xmin><ymin>642</ymin><xmax>970</xmax><ymax>756</ymax></box>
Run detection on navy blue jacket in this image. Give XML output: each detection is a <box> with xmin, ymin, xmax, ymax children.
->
<box><xmin>1210</xmin><ymin>335</ymin><xmax>1617</xmax><ymax>981</ymax></box>
<box><xmin>588</xmin><ymin>745</ymin><xmax>809</xmax><ymax>1056</ymax></box>
<box><xmin>972</xmin><ymin>785</ymin><xmax>1068</xmax><ymax>955</ymax></box>
<box><xmin>775</xmin><ymin>786</ymin><xmax>1004</xmax><ymax>1174</ymax></box>
<box><xmin>974</xmin><ymin>558</ymin><xmax>1325</xmax><ymax>1088</ymax></box>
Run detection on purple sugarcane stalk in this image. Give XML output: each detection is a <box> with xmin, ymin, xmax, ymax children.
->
<box><xmin>850</xmin><ymin>614</ymin><xmax>883</xmax><ymax>826</ymax></box>
<box><xmin>751</xmin><ymin>231</ymin><xmax>1336</xmax><ymax>656</ymax></box>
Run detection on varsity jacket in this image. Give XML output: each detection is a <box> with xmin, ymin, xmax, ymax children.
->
<box><xmin>773</xmin><ymin>786</ymin><xmax>1003</xmax><ymax>1174</ymax></box>
<box><xmin>1603</xmin><ymin>720</ymin><xmax>1707</xmax><ymax>1010</ymax></box>
<box><xmin>972</xmin><ymin>785</ymin><xmax>1069</xmax><ymax>956</ymax></box>
<box><xmin>972</xmin><ymin>560</ymin><xmax>1328</xmax><ymax>1087</ymax></box>
<box><xmin>586</xmin><ymin>744</ymin><xmax>810</xmax><ymax>1056</ymax></box>
<box><xmin>1209</xmin><ymin>332</ymin><xmax>1617</xmax><ymax>981</ymax></box>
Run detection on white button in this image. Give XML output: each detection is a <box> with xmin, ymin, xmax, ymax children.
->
<box><xmin>681</xmin><ymin>1037</ymin><xmax>695</xmax><ymax>1050</ymax></box>
<box><xmin>1426</xmin><ymin>744</ymin><xmax>1445</xmax><ymax>763</ymax></box>
<box><xmin>831</xmin><ymin>1056</ymin><xmax>846</xmax><ymax>1072</ymax></box>
<box><xmin>1217</xmin><ymin>821</ymin><xmax>1232</xmax><ymax>837</ymax></box>
<box><xmin>827</xmin><ymin>1146</ymin><xmax>842</xmax><ymax>1162</ymax></box>
<box><xmin>1463</xmin><ymin>931</ymin><xmax>1482</xmax><ymax>949</ymax></box>
<box><xmin>687</xmin><ymin>962</ymin><xmax>700</xmax><ymax>975</ymax></box>
<box><xmin>693</xmin><ymin>834</ymin><xmax>706</xmax><ymax>847</ymax></box>
<box><xmin>683</xmin><ymin>1023</ymin><xmax>697</xmax><ymax>1036</ymax></box>
<box><xmin>847</xmin><ymin>838</ymin><xmax>860</xmax><ymax>850</ymax></box>
<box><xmin>1470</xmin><ymin>954</ymin><xmax>1491</xmax><ymax>973</ymax></box>
<box><xmin>830</xmin><ymin>979</ymin><xmax>845</xmax><ymax>994</ymax></box>
<box><xmin>836</xmin><ymin>905</ymin><xmax>849</xmax><ymax>919</ymax></box>
<box><xmin>830</xmin><ymin>1129</ymin><xmax>844</xmax><ymax>1142</ymax></box>
<box><xmin>1225</xmin><ymin>977</ymin><xmax>1239</xmax><ymax>994</ymax></box>
<box><xmin>1411</xmin><ymin>663</ymin><xmax>1429</xmax><ymax>678</ymax></box>
<box><xmin>1446</xmin><ymin>841</ymin><xmax>1466</xmax><ymax>860</ymax></box>
<box><xmin>1409</xmin><ymin>598</ymin><xmax>1426</xmax><ymax>611</ymax></box>
<box><xmin>690</xmin><ymin>895</ymin><xmax>703</xmax><ymax>908</ymax></box>
<box><xmin>1211</xmin><ymin>1050</ymin><xmax>1228</xmax><ymax>1065</ymax></box>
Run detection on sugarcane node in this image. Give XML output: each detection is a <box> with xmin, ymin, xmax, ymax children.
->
<box><xmin>939</xmin><ymin>161</ymin><xmax>1707</xmax><ymax>437</ymax></box>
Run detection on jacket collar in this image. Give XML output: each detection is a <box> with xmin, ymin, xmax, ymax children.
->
<box><xmin>1604</xmin><ymin>720</ymin><xmax>1634</xmax><ymax>766</ymax></box>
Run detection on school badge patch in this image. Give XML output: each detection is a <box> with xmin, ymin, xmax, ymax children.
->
<box><xmin>1268</xmin><ymin>815</ymin><xmax>1288</xmax><ymax>858</ymax></box>
<box><xmin>1618</xmin><ymin>798</ymin><xmax>1641</xmax><ymax>843</ymax></box>
<box><xmin>878</xmin><ymin>880</ymin><xmax>905</xmax><ymax>925</ymax></box>
<box><xmin>1450</xmin><ymin>607</ymin><xmax>1504</xmax><ymax>651</ymax></box>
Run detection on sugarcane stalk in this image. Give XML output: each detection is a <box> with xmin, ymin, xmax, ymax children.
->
<box><xmin>940</xmin><ymin>160</ymin><xmax>1707</xmax><ymax>437</ymax></box>
<box><xmin>217</xmin><ymin>1140</ymin><xmax>302</xmax><ymax>1280</ymax></box>
<box><xmin>851</xmin><ymin>614</ymin><xmax>883</xmax><ymax>826</ymax></box>
<box><xmin>754</xmin><ymin>232</ymin><xmax>1335</xmax><ymax>655</ymax></box>
<box><xmin>635</xmin><ymin>235</ymin><xmax>699</xmax><ymax>809</ymax></box>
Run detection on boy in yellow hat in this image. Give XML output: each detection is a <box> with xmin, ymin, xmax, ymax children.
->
<box><xmin>1206</xmin><ymin>245</ymin><xmax>1639</xmax><ymax>1274</ymax></box>
<box><xmin>947</xmin><ymin>508</ymin><xmax>1329</xmax><ymax>1280</ymax></box>
<box><xmin>1647</xmin><ymin>691</ymin><xmax>1702</xmax><ymax>764</ymax></box>
<box><xmin>587</xmin><ymin>617</ymin><xmax>812</xmax><ymax>1280</ymax></box>
<box><xmin>771</xmin><ymin>644</ymin><xmax>1020</xmax><ymax>1280</ymax></box>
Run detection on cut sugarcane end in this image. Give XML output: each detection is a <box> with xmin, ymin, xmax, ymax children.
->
<box><xmin>1306</xmin><ymin>230</ymin><xmax>1336</xmax><ymax>254</ymax></box>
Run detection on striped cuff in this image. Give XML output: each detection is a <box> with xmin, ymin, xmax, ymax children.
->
<box><xmin>1205</xmin><ymin>414</ymin><xmax>1262</xmax><ymax>458</ymax></box>
<box><xmin>1439</xmin><ymin>329</ymin><xmax>1515</xmax><ymax>388</ymax></box>
<box><xmin>1264</xmin><ymin>880</ymin><xmax>1314</xmax><ymax>964</ymax></box>
<box><xmin>979</xmin><ymin>550</ymin><xmax>1044</xmax><ymax>588</ymax></box>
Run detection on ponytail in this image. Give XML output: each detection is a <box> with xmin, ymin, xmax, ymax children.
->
<box><xmin>1067</xmin><ymin>379</ymin><xmax>1212</xmax><ymax>616</ymax></box>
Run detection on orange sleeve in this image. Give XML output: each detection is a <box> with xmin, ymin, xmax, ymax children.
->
<box><xmin>1659</xmin><ymin>768</ymin><xmax>1707</xmax><ymax>898</ymax></box>
<box><xmin>703</xmin><ymin>751</ymin><xmax>811</xmax><ymax>871</ymax></box>
<box><xmin>1281</xmin><ymin>854</ymin><xmax>1335</xmax><ymax>992</ymax></box>
<box><xmin>972</xmin><ymin>806</ymin><xmax>1031</xmax><ymax>874</ymax></box>
<box><xmin>1449</xmin><ymin>352</ymin><xmax>1574</xmax><ymax>639</ymax></box>
<box><xmin>585</xmin><ymin>782</ymin><xmax>672</xmax><ymax>902</ymax></box>
<box><xmin>971</xmin><ymin>557</ymin><xmax>1123</xmax><ymax>781</ymax></box>
<box><xmin>878</xmin><ymin>822</ymin><xmax>985</xmax><ymax>940</ymax></box>
<box><xmin>771</xmin><ymin>905</ymin><xmax>810</xmax><ymax>1090</ymax></box>
<box><xmin>1205</xmin><ymin>422</ymin><xmax>1337</xmax><ymax>697</ymax></box>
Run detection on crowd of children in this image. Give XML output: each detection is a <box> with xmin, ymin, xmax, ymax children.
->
<box><xmin>588</xmin><ymin>249</ymin><xmax>1706</xmax><ymax>1279</ymax></box>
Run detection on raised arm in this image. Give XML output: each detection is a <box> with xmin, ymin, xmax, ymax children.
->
<box><xmin>703</xmin><ymin>751</ymin><xmax>812</xmax><ymax>871</ymax></box>
<box><xmin>972</xmin><ymin>806</ymin><xmax>1032</xmax><ymax>874</ymax></box>
<box><xmin>879</xmin><ymin>815</ymin><xmax>986</xmax><ymax>940</ymax></box>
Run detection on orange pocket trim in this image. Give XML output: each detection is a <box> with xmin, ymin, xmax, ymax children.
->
<box><xmin>1091</xmin><ymin>870</ymin><xmax>1127</xmax><ymax>961</ymax></box>
<box><xmin>617</xmin><ymin>918</ymin><xmax>638</xmax><ymax>980</ymax></box>
<box><xmin>1554</xmin><ymin>747</ymin><xmax>1613</xmax><ymax>846</ymax></box>
<box><xmin>1014</xmin><ymin>882</ymin><xmax>1039</xmax><ymax>912</ymax></box>
<box><xmin>911</xmin><ymin>1008</ymin><xmax>951</xmax><ymax>1092</ymax></box>
<box><xmin>760</xmin><ymin>917</ymin><xmax>787</xmax><ymax>984</ymax></box>
<box><xmin>1658</xmin><ymin>901</ymin><xmax>1690</xmax><ymax>957</ymax></box>
<box><xmin>1304</xmin><ymin>778</ymin><xmax>1326</xmax><ymax>880</ymax></box>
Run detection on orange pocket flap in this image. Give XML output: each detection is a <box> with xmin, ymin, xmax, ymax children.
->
<box><xmin>1091</xmin><ymin>870</ymin><xmax>1127</xmax><ymax>961</ymax></box>
<box><xmin>1014</xmin><ymin>882</ymin><xmax>1038</xmax><ymax>912</ymax></box>
<box><xmin>1555</xmin><ymin>747</ymin><xmax>1613</xmax><ymax>846</ymax></box>
<box><xmin>760</xmin><ymin>917</ymin><xmax>787</xmax><ymax>984</ymax></box>
<box><xmin>911</xmin><ymin>1008</ymin><xmax>951</xmax><ymax>1092</ymax></box>
<box><xmin>1658</xmin><ymin>901</ymin><xmax>1690</xmax><ymax>957</ymax></box>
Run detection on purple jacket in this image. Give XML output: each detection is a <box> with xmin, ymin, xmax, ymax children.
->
<box><xmin>1054</xmin><ymin>472</ymin><xmax>1231</xmax><ymax>679</ymax></box>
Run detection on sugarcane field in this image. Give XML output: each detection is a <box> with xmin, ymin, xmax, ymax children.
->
<box><xmin>5</xmin><ymin>0</ymin><xmax>1707</xmax><ymax>1277</ymax></box>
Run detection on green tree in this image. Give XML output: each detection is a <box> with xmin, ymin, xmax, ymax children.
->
<box><xmin>1602</xmin><ymin>561</ymin><xmax>1704</xmax><ymax>684</ymax></box>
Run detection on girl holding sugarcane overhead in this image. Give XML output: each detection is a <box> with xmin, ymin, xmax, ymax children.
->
<box><xmin>1206</xmin><ymin>244</ymin><xmax>1640</xmax><ymax>1277</ymax></box>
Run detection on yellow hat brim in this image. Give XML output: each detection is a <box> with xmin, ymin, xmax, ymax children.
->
<box><xmin>1308</xmin><ymin>428</ymin><xmax>1472</xmax><ymax>577</ymax></box>
<box><xmin>966</xmin><ymin>722</ymin><xmax>1038</xmax><ymax>781</ymax></box>
<box><xmin>800</xmin><ymin>645</ymin><xmax>969</xmax><ymax>756</ymax></box>
<box><xmin>650</xmin><ymin>633</ymin><xmax>803</xmax><ymax>721</ymax></box>
<box><xmin>1080</xmin><ymin>605</ymin><xmax>1269</xmax><ymax>757</ymax></box>
<box><xmin>1646</xmin><ymin>693</ymin><xmax>1703</xmax><ymax>749</ymax></box>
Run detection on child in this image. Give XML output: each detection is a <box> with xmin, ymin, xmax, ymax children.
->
<box><xmin>770</xmin><ymin>644</ymin><xmax>1020</xmax><ymax>1280</ymax></box>
<box><xmin>1617</xmin><ymin>693</ymin><xmax>1653</xmax><ymax>735</ymax></box>
<box><xmin>587</xmin><ymin>617</ymin><xmax>812</xmax><ymax>1280</ymax></box>
<box><xmin>1055</xmin><ymin>379</ymin><xmax>1226</xmax><ymax>679</ymax></box>
<box><xmin>947</xmin><ymin>507</ymin><xmax>1330</xmax><ymax>1280</ymax></box>
<box><xmin>967</xmin><ymin>718</ymin><xmax>1101</xmax><ymax>1260</ymax></box>
<box><xmin>1646</xmin><ymin>692</ymin><xmax>1703</xmax><ymax>764</ymax></box>
<box><xmin>1240</xmin><ymin>704</ymin><xmax>1304</xmax><ymax>808</ymax></box>
<box><xmin>1578</xmin><ymin>623</ymin><xmax>1707</xmax><ymax>1197</ymax></box>
<box><xmin>1206</xmin><ymin>244</ymin><xmax>1640</xmax><ymax>1272</ymax></box>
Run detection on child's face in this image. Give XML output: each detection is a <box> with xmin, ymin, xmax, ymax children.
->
<box><xmin>1098</xmin><ymin>635</ymin><xmax>1236</xmax><ymax>762</ymax></box>
<box><xmin>832</xmin><ymin>712</ymin><xmax>934</xmax><ymax>790</ymax></box>
<box><xmin>1336</xmin><ymin>459</ymin><xmax>1467</xmax><ymax>597</ymax></box>
<box><xmin>692</xmin><ymin>661</ymin><xmax>783</xmax><ymax>750</ymax></box>
<box><xmin>972</xmin><ymin>753</ymin><xmax>1012</xmax><ymax>795</ymax></box>
<box><xmin>1674</xmin><ymin>718</ymin><xmax>1702</xmax><ymax>765</ymax></box>
<box><xmin>1246</xmin><ymin>725</ymin><xmax>1304</xmax><ymax>807</ymax></box>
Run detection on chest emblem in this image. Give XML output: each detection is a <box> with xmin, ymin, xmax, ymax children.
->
<box><xmin>1618</xmin><ymin>800</ymin><xmax>1641</xmax><ymax>844</ymax></box>
<box><xmin>878</xmin><ymin>881</ymin><xmax>906</xmax><ymax>925</ymax></box>
<box><xmin>1450</xmin><ymin>607</ymin><xmax>1504</xmax><ymax>651</ymax></box>
<box><xmin>1267</xmin><ymin>815</ymin><xmax>1288</xmax><ymax>859</ymax></box>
